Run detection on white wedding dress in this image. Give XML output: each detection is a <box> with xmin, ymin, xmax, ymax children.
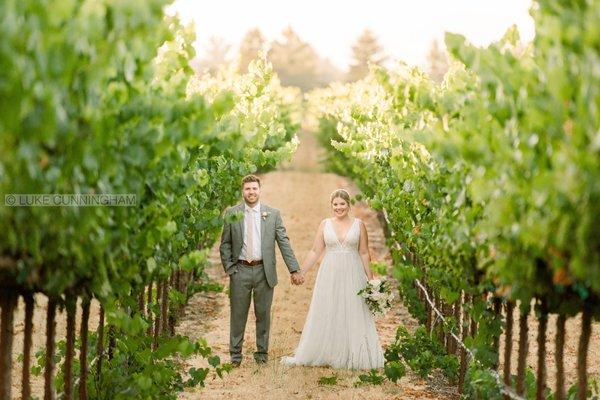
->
<box><xmin>281</xmin><ymin>218</ymin><xmax>385</xmax><ymax>370</ymax></box>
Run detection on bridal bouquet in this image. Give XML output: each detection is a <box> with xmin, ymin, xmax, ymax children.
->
<box><xmin>357</xmin><ymin>278</ymin><xmax>394</xmax><ymax>318</ymax></box>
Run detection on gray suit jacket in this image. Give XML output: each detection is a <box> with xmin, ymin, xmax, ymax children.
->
<box><xmin>219</xmin><ymin>203</ymin><xmax>300</xmax><ymax>287</ymax></box>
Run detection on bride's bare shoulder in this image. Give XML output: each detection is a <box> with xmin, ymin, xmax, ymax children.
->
<box><xmin>316</xmin><ymin>218</ymin><xmax>330</xmax><ymax>232</ymax></box>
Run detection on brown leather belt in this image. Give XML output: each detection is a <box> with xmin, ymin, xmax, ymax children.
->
<box><xmin>239</xmin><ymin>259</ymin><xmax>263</xmax><ymax>266</ymax></box>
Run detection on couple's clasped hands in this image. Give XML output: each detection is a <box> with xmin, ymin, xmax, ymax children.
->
<box><xmin>291</xmin><ymin>270</ymin><xmax>306</xmax><ymax>285</ymax></box>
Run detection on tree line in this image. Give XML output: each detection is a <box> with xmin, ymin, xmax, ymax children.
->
<box><xmin>195</xmin><ymin>26</ymin><xmax>449</xmax><ymax>91</ymax></box>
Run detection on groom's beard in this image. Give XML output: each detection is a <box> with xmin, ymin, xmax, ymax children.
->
<box><xmin>243</xmin><ymin>195</ymin><xmax>259</xmax><ymax>206</ymax></box>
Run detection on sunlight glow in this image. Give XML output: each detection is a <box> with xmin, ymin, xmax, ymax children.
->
<box><xmin>168</xmin><ymin>0</ymin><xmax>535</xmax><ymax>71</ymax></box>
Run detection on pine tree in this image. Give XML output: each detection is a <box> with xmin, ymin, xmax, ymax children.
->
<box><xmin>347</xmin><ymin>29</ymin><xmax>387</xmax><ymax>82</ymax></box>
<box><xmin>427</xmin><ymin>39</ymin><xmax>449</xmax><ymax>83</ymax></box>
<box><xmin>268</xmin><ymin>26</ymin><xmax>319</xmax><ymax>91</ymax></box>
<box><xmin>193</xmin><ymin>36</ymin><xmax>231</xmax><ymax>75</ymax></box>
<box><xmin>239</xmin><ymin>28</ymin><xmax>266</xmax><ymax>73</ymax></box>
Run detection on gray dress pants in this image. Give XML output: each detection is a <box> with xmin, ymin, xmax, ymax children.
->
<box><xmin>229</xmin><ymin>262</ymin><xmax>274</xmax><ymax>363</ymax></box>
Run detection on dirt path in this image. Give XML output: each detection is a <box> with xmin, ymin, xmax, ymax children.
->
<box><xmin>176</xmin><ymin>130</ymin><xmax>459</xmax><ymax>400</ymax></box>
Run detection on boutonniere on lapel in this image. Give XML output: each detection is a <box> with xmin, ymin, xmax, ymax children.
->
<box><xmin>261</xmin><ymin>211</ymin><xmax>270</xmax><ymax>221</ymax></box>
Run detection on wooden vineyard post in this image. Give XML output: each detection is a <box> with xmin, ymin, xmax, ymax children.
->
<box><xmin>64</xmin><ymin>297</ymin><xmax>76</xmax><ymax>400</ymax></box>
<box><xmin>516</xmin><ymin>302</ymin><xmax>530</xmax><ymax>396</ymax></box>
<box><xmin>154</xmin><ymin>280</ymin><xmax>162</xmax><ymax>349</ymax></box>
<box><xmin>577</xmin><ymin>306</ymin><xmax>592</xmax><ymax>400</ymax></box>
<box><xmin>536</xmin><ymin>298</ymin><xmax>548</xmax><ymax>400</ymax></box>
<box><xmin>107</xmin><ymin>325</ymin><xmax>115</xmax><ymax>361</ymax></box>
<box><xmin>22</xmin><ymin>293</ymin><xmax>34</xmax><ymax>400</ymax></box>
<box><xmin>425</xmin><ymin>281</ymin><xmax>433</xmax><ymax>333</ymax></box>
<box><xmin>160</xmin><ymin>279</ymin><xmax>168</xmax><ymax>335</ymax></box>
<box><xmin>442</xmin><ymin>300</ymin><xmax>448</xmax><ymax>353</ymax></box>
<box><xmin>503</xmin><ymin>300</ymin><xmax>515</xmax><ymax>399</ymax></box>
<box><xmin>435</xmin><ymin>294</ymin><xmax>445</xmax><ymax>345</ymax></box>
<box><xmin>44</xmin><ymin>298</ymin><xmax>57</xmax><ymax>400</ymax></box>
<box><xmin>452</xmin><ymin>299</ymin><xmax>461</xmax><ymax>356</ymax></box>
<box><xmin>555</xmin><ymin>314</ymin><xmax>567</xmax><ymax>400</ymax></box>
<box><xmin>0</xmin><ymin>290</ymin><xmax>18</xmax><ymax>400</ymax></box>
<box><xmin>492</xmin><ymin>297</ymin><xmax>502</xmax><ymax>370</ymax></box>
<box><xmin>168</xmin><ymin>272</ymin><xmax>176</xmax><ymax>335</ymax></box>
<box><xmin>469</xmin><ymin>295</ymin><xmax>478</xmax><ymax>339</ymax></box>
<box><xmin>96</xmin><ymin>306</ymin><xmax>105</xmax><ymax>379</ymax></box>
<box><xmin>459</xmin><ymin>291</ymin><xmax>468</xmax><ymax>393</ymax></box>
<box><xmin>138</xmin><ymin>289</ymin><xmax>145</xmax><ymax>318</ymax></box>
<box><xmin>79</xmin><ymin>298</ymin><xmax>91</xmax><ymax>400</ymax></box>
<box><xmin>147</xmin><ymin>281</ymin><xmax>153</xmax><ymax>336</ymax></box>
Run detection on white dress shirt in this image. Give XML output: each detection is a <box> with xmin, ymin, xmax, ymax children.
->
<box><xmin>239</xmin><ymin>202</ymin><xmax>262</xmax><ymax>261</ymax></box>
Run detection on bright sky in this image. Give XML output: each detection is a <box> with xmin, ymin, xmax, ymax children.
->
<box><xmin>169</xmin><ymin>0</ymin><xmax>535</xmax><ymax>71</ymax></box>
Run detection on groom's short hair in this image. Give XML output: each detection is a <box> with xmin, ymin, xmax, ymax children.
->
<box><xmin>241</xmin><ymin>174</ymin><xmax>261</xmax><ymax>188</ymax></box>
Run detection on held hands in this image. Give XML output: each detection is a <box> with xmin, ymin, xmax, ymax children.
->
<box><xmin>290</xmin><ymin>271</ymin><xmax>305</xmax><ymax>286</ymax></box>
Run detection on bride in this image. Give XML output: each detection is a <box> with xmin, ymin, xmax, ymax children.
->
<box><xmin>281</xmin><ymin>189</ymin><xmax>385</xmax><ymax>370</ymax></box>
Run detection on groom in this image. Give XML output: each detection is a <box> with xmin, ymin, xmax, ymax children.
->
<box><xmin>219</xmin><ymin>174</ymin><xmax>304</xmax><ymax>367</ymax></box>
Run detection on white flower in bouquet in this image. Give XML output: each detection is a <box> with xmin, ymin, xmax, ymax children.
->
<box><xmin>371</xmin><ymin>291</ymin><xmax>384</xmax><ymax>301</ymax></box>
<box><xmin>357</xmin><ymin>278</ymin><xmax>394</xmax><ymax>318</ymax></box>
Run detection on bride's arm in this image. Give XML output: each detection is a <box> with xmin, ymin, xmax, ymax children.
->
<box><xmin>358</xmin><ymin>220</ymin><xmax>374</xmax><ymax>280</ymax></box>
<box><xmin>299</xmin><ymin>220</ymin><xmax>326</xmax><ymax>277</ymax></box>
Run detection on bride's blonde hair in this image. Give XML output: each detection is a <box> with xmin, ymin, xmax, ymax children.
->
<box><xmin>330</xmin><ymin>189</ymin><xmax>351</xmax><ymax>205</ymax></box>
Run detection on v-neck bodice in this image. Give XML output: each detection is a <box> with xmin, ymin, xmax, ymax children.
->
<box><xmin>324</xmin><ymin>218</ymin><xmax>360</xmax><ymax>252</ymax></box>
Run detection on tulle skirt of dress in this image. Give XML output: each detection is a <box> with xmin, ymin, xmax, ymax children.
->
<box><xmin>281</xmin><ymin>250</ymin><xmax>385</xmax><ymax>370</ymax></box>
